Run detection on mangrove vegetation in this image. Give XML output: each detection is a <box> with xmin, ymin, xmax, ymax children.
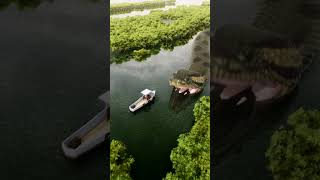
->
<box><xmin>110</xmin><ymin>0</ymin><xmax>176</xmax><ymax>15</ymax></box>
<box><xmin>165</xmin><ymin>96</ymin><xmax>210</xmax><ymax>180</ymax></box>
<box><xmin>110</xmin><ymin>5</ymin><xmax>210</xmax><ymax>63</ymax></box>
<box><xmin>109</xmin><ymin>97</ymin><xmax>210</xmax><ymax>179</ymax></box>
<box><xmin>110</xmin><ymin>139</ymin><xmax>135</xmax><ymax>180</ymax></box>
<box><xmin>266</xmin><ymin>108</ymin><xmax>320</xmax><ymax>180</ymax></box>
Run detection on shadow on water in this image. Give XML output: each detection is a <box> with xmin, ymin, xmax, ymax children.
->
<box><xmin>168</xmin><ymin>87</ymin><xmax>202</xmax><ymax>113</ymax></box>
<box><xmin>213</xmin><ymin>87</ymin><xmax>255</xmax><ymax>162</ymax></box>
<box><xmin>212</xmin><ymin>84</ymin><xmax>299</xmax><ymax>163</ymax></box>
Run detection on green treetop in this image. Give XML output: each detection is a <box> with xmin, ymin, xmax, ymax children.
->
<box><xmin>266</xmin><ymin>108</ymin><xmax>320</xmax><ymax>180</ymax></box>
<box><xmin>110</xmin><ymin>139</ymin><xmax>135</xmax><ymax>180</ymax></box>
<box><xmin>165</xmin><ymin>96</ymin><xmax>210</xmax><ymax>180</ymax></box>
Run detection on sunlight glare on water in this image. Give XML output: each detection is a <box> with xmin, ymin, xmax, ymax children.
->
<box><xmin>110</xmin><ymin>0</ymin><xmax>205</xmax><ymax>18</ymax></box>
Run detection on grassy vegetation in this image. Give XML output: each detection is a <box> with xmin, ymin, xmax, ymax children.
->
<box><xmin>110</xmin><ymin>6</ymin><xmax>210</xmax><ymax>63</ymax></box>
<box><xmin>110</xmin><ymin>139</ymin><xmax>135</xmax><ymax>180</ymax></box>
<box><xmin>266</xmin><ymin>108</ymin><xmax>320</xmax><ymax>180</ymax></box>
<box><xmin>110</xmin><ymin>0</ymin><xmax>176</xmax><ymax>15</ymax></box>
<box><xmin>165</xmin><ymin>96</ymin><xmax>210</xmax><ymax>180</ymax></box>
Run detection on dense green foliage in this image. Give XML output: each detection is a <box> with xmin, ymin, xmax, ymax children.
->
<box><xmin>266</xmin><ymin>108</ymin><xmax>320</xmax><ymax>180</ymax></box>
<box><xmin>165</xmin><ymin>96</ymin><xmax>210</xmax><ymax>180</ymax></box>
<box><xmin>110</xmin><ymin>139</ymin><xmax>135</xmax><ymax>180</ymax></box>
<box><xmin>110</xmin><ymin>6</ymin><xmax>210</xmax><ymax>63</ymax></box>
<box><xmin>110</xmin><ymin>0</ymin><xmax>175</xmax><ymax>15</ymax></box>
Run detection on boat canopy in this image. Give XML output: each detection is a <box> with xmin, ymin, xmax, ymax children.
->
<box><xmin>141</xmin><ymin>89</ymin><xmax>153</xmax><ymax>95</ymax></box>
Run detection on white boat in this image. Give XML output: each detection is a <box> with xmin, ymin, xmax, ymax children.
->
<box><xmin>129</xmin><ymin>89</ymin><xmax>156</xmax><ymax>112</ymax></box>
<box><xmin>61</xmin><ymin>91</ymin><xmax>110</xmax><ymax>159</ymax></box>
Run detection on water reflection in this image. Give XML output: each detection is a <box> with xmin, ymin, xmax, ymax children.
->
<box><xmin>212</xmin><ymin>86</ymin><xmax>256</xmax><ymax>162</ymax></box>
<box><xmin>168</xmin><ymin>88</ymin><xmax>201</xmax><ymax>113</ymax></box>
<box><xmin>110</xmin><ymin>0</ymin><xmax>206</xmax><ymax>18</ymax></box>
<box><xmin>111</xmin><ymin>5</ymin><xmax>176</xmax><ymax>18</ymax></box>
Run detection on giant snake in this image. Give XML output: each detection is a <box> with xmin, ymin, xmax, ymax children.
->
<box><xmin>169</xmin><ymin>29</ymin><xmax>210</xmax><ymax>95</ymax></box>
<box><xmin>211</xmin><ymin>0</ymin><xmax>319</xmax><ymax>104</ymax></box>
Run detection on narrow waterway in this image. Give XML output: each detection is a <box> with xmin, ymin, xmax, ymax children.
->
<box><xmin>111</xmin><ymin>34</ymin><xmax>209</xmax><ymax>179</ymax></box>
<box><xmin>110</xmin><ymin>1</ymin><xmax>209</xmax><ymax>179</ymax></box>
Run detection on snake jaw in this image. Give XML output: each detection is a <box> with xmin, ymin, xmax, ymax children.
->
<box><xmin>169</xmin><ymin>69</ymin><xmax>206</xmax><ymax>95</ymax></box>
<box><xmin>210</xmin><ymin>24</ymin><xmax>304</xmax><ymax>103</ymax></box>
<box><xmin>213</xmin><ymin>77</ymin><xmax>286</xmax><ymax>102</ymax></box>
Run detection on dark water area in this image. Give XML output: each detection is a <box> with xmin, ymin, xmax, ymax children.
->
<box><xmin>111</xmin><ymin>36</ymin><xmax>209</xmax><ymax>179</ymax></box>
<box><xmin>214</xmin><ymin>60</ymin><xmax>320</xmax><ymax>180</ymax></box>
<box><xmin>0</xmin><ymin>1</ymin><xmax>108</xmax><ymax>179</ymax></box>
<box><xmin>215</xmin><ymin>0</ymin><xmax>261</xmax><ymax>28</ymax></box>
<box><xmin>214</xmin><ymin>0</ymin><xmax>320</xmax><ymax>179</ymax></box>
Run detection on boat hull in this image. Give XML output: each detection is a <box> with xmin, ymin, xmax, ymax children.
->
<box><xmin>61</xmin><ymin>91</ymin><xmax>110</xmax><ymax>159</ymax></box>
<box><xmin>129</xmin><ymin>90</ymin><xmax>156</xmax><ymax>112</ymax></box>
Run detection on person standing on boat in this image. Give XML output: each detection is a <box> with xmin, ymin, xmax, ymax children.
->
<box><xmin>143</xmin><ymin>94</ymin><xmax>151</xmax><ymax>101</ymax></box>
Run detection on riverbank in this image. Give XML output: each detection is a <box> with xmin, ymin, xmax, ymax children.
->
<box><xmin>110</xmin><ymin>0</ymin><xmax>176</xmax><ymax>15</ymax></box>
<box><xmin>110</xmin><ymin>5</ymin><xmax>210</xmax><ymax>63</ymax></box>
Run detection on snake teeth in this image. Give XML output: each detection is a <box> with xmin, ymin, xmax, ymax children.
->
<box><xmin>236</xmin><ymin>97</ymin><xmax>247</xmax><ymax>106</ymax></box>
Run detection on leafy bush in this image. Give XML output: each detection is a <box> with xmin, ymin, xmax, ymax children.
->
<box><xmin>110</xmin><ymin>0</ymin><xmax>176</xmax><ymax>15</ymax></box>
<box><xmin>266</xmin><ymin>108</ymin><xmax>320</xmax><ymax>180</ymax></box>
<box><xmin>110</xmin><ymin>6</ymin><xmax>210</xmax><ymax>63</ymax></box>
<box><xmin>132</xmin><ymin>49</ymin><xmax>152</xmax><ymax>61</ymax></box>
<box><xmin>110</xmin><ymin>139</ymin><xmax>135</xmax><ymax>180</ymax></box>
<box><xmin>165</xmin><ymin>96</ymin><xmax>210</xmax><ymax>180</ymax></box>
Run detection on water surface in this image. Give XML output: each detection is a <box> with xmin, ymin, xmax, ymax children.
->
<box><xmin>0</xmin><ymin>1</ymin><xmax>108</xmax><ymax>179</ymax></box>
<box><xmin>111</xmin><ymin>35</ymin><xmax>209</xmax><ymax>179</ymax></box>
<box><xmin>111</xmin><ymin>0</ymin><xmax>206</xmax><ymax>18</ymax></box>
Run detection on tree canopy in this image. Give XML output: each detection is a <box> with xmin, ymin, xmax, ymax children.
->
<box><xmin>110</xmin><ymin>139</ymin><xmax>135</xmax><ymax>180</ymax></box>
<box><xmin>266</xmin><ymin>108</ymin><xmax>320</xmax><ymax>180</ymax></box>
<box><xmin>165</xmin><ymin>96</ymin><xmax>210</xmax><ymax>180</ymax></box>
<box><xmin>110</xmin><ymin>6</ymin><xmax>210</xmax><ymax>63</ymax></box>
